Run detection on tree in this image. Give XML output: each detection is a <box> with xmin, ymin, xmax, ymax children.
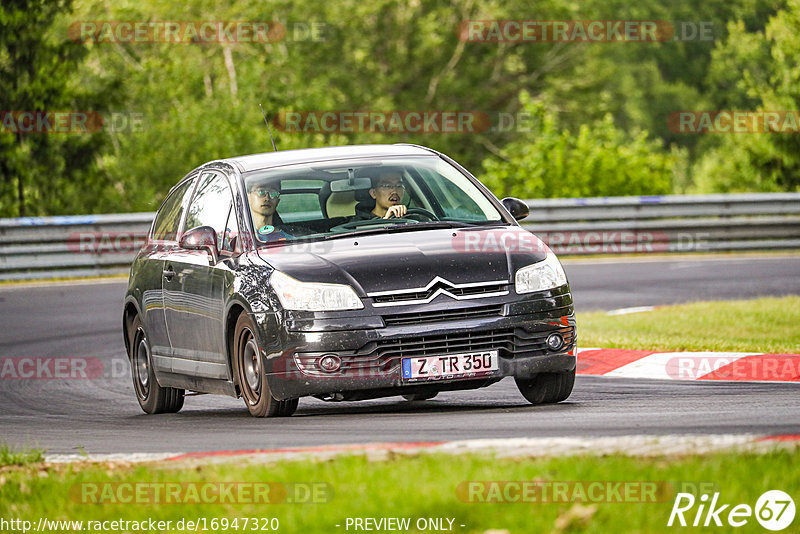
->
<box><xmin>692</xmin><ymin>0</ymin><xmax>800</xmax><ymax>192</ymax></box>
<box><xmin>2</xmin><ymin>0</ymin><xmax>786</xmax><ymax>215</ymax></box>
<box><xmin>480</xmin><ymin>92</ymin><xmax>681</xmax><ymax>199</ymax></box>
<box><xmin>0</xmin><ymin>0</ymin><xmax>120</xmax><ymax>217</ymax></box>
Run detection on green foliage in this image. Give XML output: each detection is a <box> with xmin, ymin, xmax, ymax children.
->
<box><xmin>481</xmin><ymin>93</ymin><xmax>680</xmax><ymax>199</ymax></box>
<box><xmin>0</xmin><ymin>0</ymin><xmax>121</xmax><ymax>217</ymax></box>
<box><xmin>0</xmin><ymin>444</ymin><xmax>43</xmax><ymax>467</ymax></box>
<box><xmin>692</xmin><ymin>1</ymin><xmax>800</xmax><ymax>193</ymax></box>
<box><xmin>69</xmin><ymin>0</ymin><xmax>595</xmax><ymax>212</ymax></box>
<box><xmin>1</xmin><ymin>0</ymin><xmax>797</xmax><ymax>216</ymax></box>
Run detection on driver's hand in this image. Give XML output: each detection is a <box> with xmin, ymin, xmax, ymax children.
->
<box><xmin>383</xmin><ymin>205</ymin><xmax>407</xmax><ymax>219</ymax></box>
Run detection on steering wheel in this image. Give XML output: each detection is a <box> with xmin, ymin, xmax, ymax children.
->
<box><xmin>402</xmin><ymin>208</ymin><xmax>438</xmax><ymax>221</ymax></box>
<box><xmin>329</xmin><ymin>208</ymin><xmax>439</xmax><ymax>232</ymax></box>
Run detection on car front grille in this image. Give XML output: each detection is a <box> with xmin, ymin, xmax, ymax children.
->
<box><xmin>294</xmin><ymin>323</ymin><xmax>575</xmax><ymax>377</ymax></box>
<box><xmin>382</xmin><ymin>304</ymin><xmax>504</xmax><ymax>326</ymax></box>
<box><xmin>369</xmin><ymin>280</ymin><xmax>508</xmax><ymax>305</ymax></box>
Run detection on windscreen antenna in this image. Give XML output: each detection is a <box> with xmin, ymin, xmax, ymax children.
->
<box><xmin>259</xmin><ymin>104</ymin><xmax>278</xmax><ymax>152</ymax></box>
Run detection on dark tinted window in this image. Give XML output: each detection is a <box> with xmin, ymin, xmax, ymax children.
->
<box><xmin>152</xmin><ymin>178</ymin><xmax>195</xmax><ymax>241</ymax></box>
<box><xmin>279</xmin><ymin>193</ymin><xmax>323</xmax><ymax>221</ymax></box>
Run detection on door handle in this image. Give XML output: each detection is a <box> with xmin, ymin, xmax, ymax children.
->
<box><xmin>163</xmin><ymin>267</ymin><xmax>176</xmax><ymax>280</ymax></box>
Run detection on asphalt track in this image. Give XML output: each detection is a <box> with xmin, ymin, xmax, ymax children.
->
<box><xmin>0</xmin><ymin>255</ymin><xmax>798</xmax><ymax>455</ymax></box>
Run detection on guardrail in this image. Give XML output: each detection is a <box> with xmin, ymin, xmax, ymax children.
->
<box><xmin>1</xmin><ymin>193</ymin><xmax>799</xmax><ymax>280</ymax></box>
<box><xmin>521</xmin><ymin>192</ymin><xmax>800</xmax><ymax>255</ymax></box>
<box><xmin>0</xmin><ymin>213</ymin><xmax>154</xmax><ymax>281</ymax></box>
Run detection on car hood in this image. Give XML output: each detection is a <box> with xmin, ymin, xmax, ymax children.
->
<box><xmin>254</xmin><ymin>226</ymin><xmax>549</xmax><ymax>295</ymax></box>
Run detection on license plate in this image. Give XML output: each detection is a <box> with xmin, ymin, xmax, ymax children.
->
<box><xmin>401</xmin><ymin>350</ymin><xmax>499</xmax><ymax>380</ymax></box>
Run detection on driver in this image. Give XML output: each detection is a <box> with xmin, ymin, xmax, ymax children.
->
<box><xmin>247</xmin><ymin>180</ymin><xmax>293</xmax><ymax>242</ymax></box>
<box><xmin>352</xmin><ymin>170</ymin><xmax>408</xmax><ymax>220</ymax></box>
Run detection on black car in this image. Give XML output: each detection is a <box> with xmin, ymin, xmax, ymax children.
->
<box><xmin>123</xmin><ymin>144</ymin><xmax>576</xmax><ymax>417</ymax></box>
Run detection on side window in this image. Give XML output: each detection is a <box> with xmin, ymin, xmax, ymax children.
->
<box><xmin>279</xmin><ymin>192</ymin><xmax>324</xmax><ymax>222</ymax></box>
<box><xmin>221</xmin><ymin>204</ymin><xmax>239</xmax><ymax>253</ymax></box>
<box><xmin>152</xmin><ymin>178</ymin><xmax>195</xmax><ymax>241</ymax></box>
<box><xmin>184</xmin><ymin>172</ymin><xmax>233</xmax><ymax>250</ymax></box>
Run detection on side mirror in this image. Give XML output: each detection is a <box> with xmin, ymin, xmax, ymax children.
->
<box><xmin>179</xmin><ymin>225</ymin><xmax>219</xmax><ymax>263</ymax></box>
<box><xmin>501</xmin><ymin>197</ymin><xmax>530</xmax><ymax>221</ymax></box>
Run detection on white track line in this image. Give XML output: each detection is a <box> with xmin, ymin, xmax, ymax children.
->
<box><xmin>43</xmin><ymin>434</ymin><xmax>798</xmax><ymax>464</ymax></box>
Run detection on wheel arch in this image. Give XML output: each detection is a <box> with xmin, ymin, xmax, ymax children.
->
<box><xmin>224</xmin><ymin>299</ymin><xmax>249</xmax><ymax>393</ymax></box>
<box><xmin>223</xmin><ymin>295</ymin><xmax>283</xmax><ymax>398</ymax></box>
<box><xmin>122</xmin><ymin>297</ymin><xmax>143</xmax><ymax>359</ymax></box>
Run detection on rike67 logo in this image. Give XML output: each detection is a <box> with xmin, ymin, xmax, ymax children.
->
<box><xmin>668</xmin><ymin>490</ymin><xmax>795</xmax><ymax>530</ymax></box>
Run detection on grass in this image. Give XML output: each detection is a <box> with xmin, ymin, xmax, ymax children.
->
<box><xmin>0</xmin><ymin>444</ymin><xmax>44</xmax><ymax>467</ymax></box>
<box><xmin>577</xmin><ymin>296</ymin><xmax>800</xmax><ymax>353</ymax></box>
<box><xmin>1</xmin><ymin>449</ymin><xmax>797</xmax><ymax>533</ymax></box>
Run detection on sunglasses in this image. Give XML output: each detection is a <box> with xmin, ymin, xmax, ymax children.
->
<box><xmin>250</xmin><ymin>189</ymin><xmax>281</xmax><ymax>199</ymax></box>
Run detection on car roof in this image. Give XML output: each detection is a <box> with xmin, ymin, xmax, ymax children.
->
<box><xmin>219</xmin><ymin>144</ymin><xmax>438</xmax><ymax>173</ymax></box>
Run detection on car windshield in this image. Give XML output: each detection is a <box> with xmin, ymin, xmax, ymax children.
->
<box><xmin>242</xmin><ymin>156</ymin><xmax>505</xmax><ymax>246</ymax></box>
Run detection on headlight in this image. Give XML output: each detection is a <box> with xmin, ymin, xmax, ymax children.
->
<box><xmin>515</xmin><ymin>253</ymin><xmax>568</xmax><ymax>294</ymax></box>
<box><xmin>270</xmin><ymin>271</ymin><xmax>363</xmax><ymax>311</ymax></box>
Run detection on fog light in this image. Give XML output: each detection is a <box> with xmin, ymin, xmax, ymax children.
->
<box><xmin>318</xmin><ymin>354</ymin><xmax>341</xmax><ymax>373</ymax></box>
<box><xmin>546</xmin><ymin>333</ymin><xmax>564</xmax><ymax>351</ymax></box>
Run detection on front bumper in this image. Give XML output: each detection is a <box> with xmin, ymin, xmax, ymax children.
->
<box><xmin>257</xmin><ymin>288</ymin><xmax>576</xmax><ymax>400</ymax></box>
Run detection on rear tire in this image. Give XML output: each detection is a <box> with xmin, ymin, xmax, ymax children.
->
<box><xmin>129</xmin><ymin>315</ymin><xmax>184</xmax><ymax>414</ymax></box>
<box><xmin>515</xmin><ymin>369</ymin><xmax>575</xmax><ymax>404</ymax></box>
<box><xmin>233</xmin><ymin>313</ymin><xmax>295</xmax><ymax>418</ymax></box>
<box><xmin>402</xmin><ymin>392</ymin><xmax>438</xmax><ymax>401</ymax></box>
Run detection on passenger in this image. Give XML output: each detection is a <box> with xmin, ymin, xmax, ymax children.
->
<box><xmin>247</xmin><ymin>181</ymin><xmax>293</xmax><ymax>242</ymax></box>
<box><xmin>352</xmin><ymin>170</ymin><xmax>408</xmax><ymax>220</ymax></box>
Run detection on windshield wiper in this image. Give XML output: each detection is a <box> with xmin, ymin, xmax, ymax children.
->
<box><xmin>318</xmin><ymin>220</ymin><xmax>475</xmax><ymax>240</ymax></box>
<box><xmin>388</xmin><ymin>220</ymin><xmax>477</xmax><ymax>230</ymax></box>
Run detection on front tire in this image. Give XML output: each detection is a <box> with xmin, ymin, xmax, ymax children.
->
<box><xmin>233</xmin><ymin>313</ymin><xmax>296</xmax><ymax>418</ymax></box>
<box><xmin>515</xmin><ymin>369</ymin><xmax>575</xmax><ymax>404</ymax></box>
<box><xmin>277</xmin><ymin>398</ymin><xmax>299</xmax><ymax>417</ymax></box>
<box><xmin>128</xmin><ymin>316</ymin><xmax>184</xmax><ymax>414</ymax></box>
